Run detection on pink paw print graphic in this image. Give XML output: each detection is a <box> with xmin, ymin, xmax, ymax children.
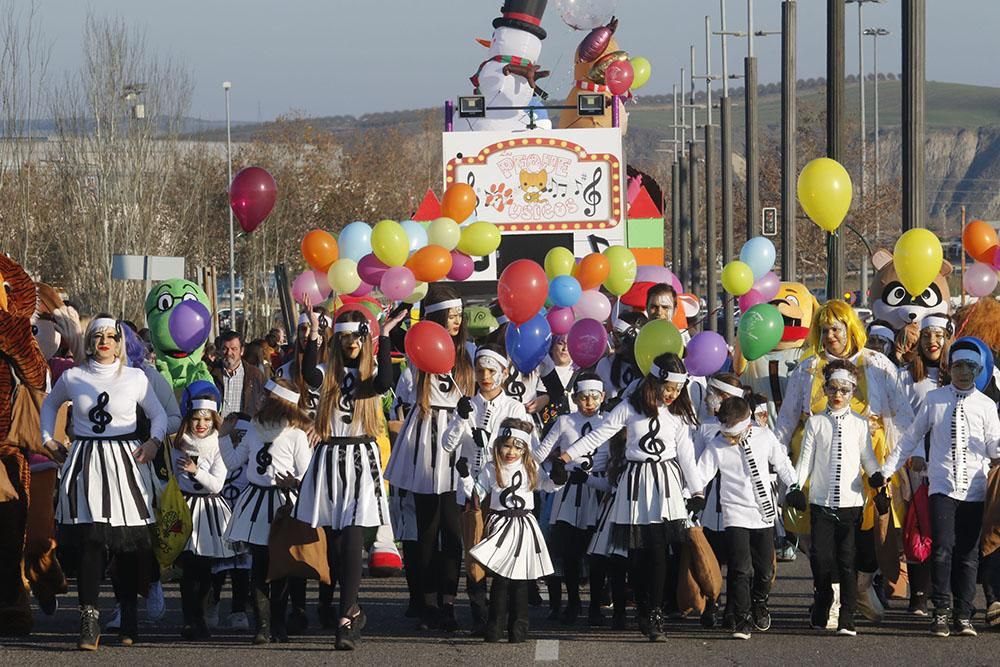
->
<box><xmin>485</xmin><ymin>182</ymin><xmax>514</xmax><ymax>212</ymax></box>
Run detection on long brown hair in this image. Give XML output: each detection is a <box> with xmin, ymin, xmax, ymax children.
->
<box><xmin>910</xmin><ymin>327</ymin><xmax>951</xmax><ymax>386</ymax></box>
<box><xmin>416</xmin><ymin>284</ymin><xmax>474</xmax><ymax>416</ymax></box>
<box><xmin>492</xmin><ymin>418</ymin><xmax>538</xmax><ymax>490</ymax></box>
<box><xmin>256</xmin><ymin>377</ymin><xmax>312</xmax><ymax>430</ymax></box>
<box><xmin>630</xmin><ymin>352</ymin><xmax>697</xmax><ymax>425</ymax></box>
<box><xmin>315</xmin><ymin>310</ymin><xmax>383</xmax><ymax>438</ymax></box>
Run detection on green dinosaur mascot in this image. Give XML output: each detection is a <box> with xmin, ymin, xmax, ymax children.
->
<box><xmin>144</xmin><ymin>279</ymin><xmax>214</xmax><ymax>391</ymax></box>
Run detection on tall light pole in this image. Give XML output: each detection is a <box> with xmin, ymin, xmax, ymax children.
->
<box><xmin>846</xmin><ymin>1</ymin><xmax>883</xmax><ymax>206</ymax></box>
<box><xmin>865</xmin><ymin>27</ymin><xmax>889</xmax><ymax>245</ymax></box>
<box><xmin>224</xmin><ymin>81</ymin><xmax>235</xmax><ymax>331</ymax></box>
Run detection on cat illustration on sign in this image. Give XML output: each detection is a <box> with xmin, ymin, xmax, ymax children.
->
<box><xmin>520</xmin><ymin>169</ymin><xmax>548</xmax><ymax>203</ymax></box>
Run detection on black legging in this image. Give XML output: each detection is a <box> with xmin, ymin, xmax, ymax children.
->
<box><xmin>250</xmin><ymin>544</ymin><xmax>289</xmax><ymax>627</ymax></box>
<box><xmin>629</xmin><ymin>526</ymin><xmax>670</xmax><ymax>615</ymax></box>
<box><xmin>554</xmin><ymin>523</ymin><xmax>592</xmax><ymax>608</ymax></box>
<box><xmin>414</xmin><ymin>492</ymin><xmax>462</xmax><ymax>600</ymax></box>
<box><xmin>588</xmin><ymin>554</ymin><xmax>608</xmax><ymax>610</ymax></box>
<box><xmin>325</xmin><ymin>526</ymin><xmax>364</xmax><ymax>618</ymax></box>
<box><xmin>180</xmin><ymin>552</ymin><xmax>213</xmax><ymax>623</ymax></box>
<box><xmin>79</xmin><ymin>544</ymin><xmax>144</xmax><ymax>608</ymax></box>
<box><xmin>212</xmin><ymin>568</ymin><xmax>250</xmax><ymax>613</ymax></box>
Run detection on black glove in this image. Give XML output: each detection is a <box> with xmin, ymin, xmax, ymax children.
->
<box><xmin>868</xmin><ymin>471</ymin><xmax>886</xmax><ymax>489</ymax></box>
<box><xmin>785</xmin><ymin>487</ymin><xmax>807</xmax><ymax>512</ymax></box>
<box><xmin>568</xmin><ymin>468</ymin><xmax>589</xmax><ymax>484</ymax></box>
<box><xmin>549</xmin><ymin>459</ymin><xmax>568</xmax><ymax>485</ymax></box>
<box><xmin>456</xmin><ymin>396</ymin><xmax>473</xmax><ymax>420</ymax></box>
<box><xmin>873</xmin><ymin>487</ymin><xmax>891</xmax><ymax>515</ymax></box>
<box><xmin>685</xmin><ymin>495</ymin><xmax>706</xmax><ymax>513</ymax></box>
<box><xmin>455</xmin><ymin>457</ymin><xmax>470</xmax><ymax>478</ymax></box>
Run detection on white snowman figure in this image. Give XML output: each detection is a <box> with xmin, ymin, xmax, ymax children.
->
<box><xmin>463</xmin><ymin>0</ymin><xmax>551</xmax><ymax>132</ymax></box>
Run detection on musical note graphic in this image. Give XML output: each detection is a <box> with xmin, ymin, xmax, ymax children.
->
<box><xmin>583</xmin><ymin>167</ymin><xmax>603</xmax><ymax>217</ymax></box>
<box><xmin>499</xmin><ymin>469</ymin><xmax>527</xmax><ymax>510</ymax></box>
<box><xmin>575</xmin><ymin>178</ymin><xmax>584</xmax><ymax>196</ymax></box>
<box><xmin>438</xmin><ymin>374</ymin><xmax>455</xmax><ymax>393</ymax></box>
<box><xmin>579</xmin><ymin>421</ymin><xmax>595</xmax><ymax>472</ymax></box>
<box><xmin>549</xmin><ymin>179</ymin><xmax>568</xmax><ymax>198</ymax></box>
<box><xmin>504</xmin><ymin>371</ymin><xmax>526</xmax><ymax>402</ymax></box>
<box><xmin>588</xmin><ymin>234</ymin><xmax>611</xmax><ymax>254</ymax></box>
<box><xmin>473</xmin><ymin>254</ymin><xmax>491</xmax><ymax>273</ymax></box>
<box><xmin>339</xmin><ymin>372</ymin><xmax>356</xmax><ymax>423</ymax></box>
<box><xmin>88</xmin><ymin>391</ymin><xmax>112</xmax><ymax>433</ymax></box>
<box><xmin>256</xmin><ymin>441</ymin><xmax>274</xmax><ymax>476</ymax></box>
<box><xmin>637</xmin><ymin>416</ymin><xmax>667</xmax><ymax>458</ymax></box>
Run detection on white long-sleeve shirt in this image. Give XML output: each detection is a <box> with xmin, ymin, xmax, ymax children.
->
<box><xmin>218</xmin><ymin>419</ymin><xmax>311</xmax><ymax>488</ymax></box>
<box><xmin>41</xmin><ymin>360</ymin><xmax>168</xmax><ymax>443</ymax></box>
<box><xmin>563</xmin><ymin>399</ymin><xmax>703</xmax><ymax>492</ymax></box>
<box><xmin>172</xmin><ymin>432</ymin><xmax>226</xmax><ymax>495</ymax></box>
<box><xmin>696</xmin><ymin>426</ymin><xmax>797</xmax><ymax>529</ymax></box>
<box><xmin>465</xmin><ymin>460</ymin><xmax>560</xmax><ymax>509</ymax></box>
<box><xmin>883</xmin><ymin>385</ymin><xmax>1000</xmax><ymax>502</ymax></box>
<box><xmin>796</xmin><ymin>407</ymin><xmax>880</xmax><ymax>509</ymax></box>
<box><xmin>535</xmin><ymin>411</ymin><xmax>610</xmax><ymax>474</ymax></box>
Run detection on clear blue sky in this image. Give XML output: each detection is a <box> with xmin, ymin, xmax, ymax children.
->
<box><xmin>34</xmin><ymin>1</ymin><xmax>1000</xmax><ymax>121</ymax></box>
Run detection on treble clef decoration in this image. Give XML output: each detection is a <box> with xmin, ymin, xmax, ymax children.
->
<box><xmin>499</xmin><ymin>469</ymin><xmax>527</xmax><ymax>510</ymax></box>
<box><xmin>582</xmin><ymin>167</ymin><xmax>603</xmax><ymax>217</ymax></box>
<box><xmin>306</xmin><ymin>390</ymin><xmax>320</xmax><ymax>418</ymax></box>
<box><xmin>622</xmin><ymin>364</ymin><xmax>639</xmax><ymax>388</ymax></box>
<box><xmin>222</xmin><ymin>468</ymin><xmax>242</xmax><ymax>503</ymax></box>
<box><xmin>256</xmin><ymin>441</ymin><xmax>274</xmax><ymax>476</ymax></box>
<box><xmin>88</xmin><ymin>391</ymin><xmax>112</xmax><ymax>433</ymax></box>
<box><xmin>579</xmin><ymin>421</ymin><xmax>594</xmax><ymax>471</ymax></box>
<box><xmin>339</xmin><ymin>372</ymin><xmax>356</xmax><ymax>423</ymax></box>
<box><xmin>504</xmin><ymin>371</ymin><xmax>526</xmax><ymax>402</ymax></box>
<box><xmin>437</xmin><ymin>374</ymin><xmax>454</xmax><ymax>394</ymax></box>
<box><xmin>637</xmin><ymin>415</ymin><xmax>667</xmax><ymax>459</ymax></box>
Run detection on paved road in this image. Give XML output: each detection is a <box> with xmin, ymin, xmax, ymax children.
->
<box><xmin>2</xmin><ymin>553</ymin><xmax>998</xmax><ymax>666</ymax></box>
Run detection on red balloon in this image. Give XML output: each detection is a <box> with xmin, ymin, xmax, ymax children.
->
<box><xmin>498</xmin><ymin>259</ymin><xmax>548</xmax><ymax>325</ymax></box>
<box><xmin>404</xmin><ymin>321</ymin><xmax>456</xmax><ymax>375</ymax></box>
<box><xmin>605</xmin><ymin>60</ymin><xmax>635</xmax><ymax>96</ymax></box>
<box><xmin>230</xmin><ymin>166</ymin><xmax>277</xmax><ymax>233</ymax></box>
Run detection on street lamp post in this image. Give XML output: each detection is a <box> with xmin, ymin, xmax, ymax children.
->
<box><xmin>224</xmin><ymin>81</ymin><xmax>235</xmax><ymax>332</ymax></box>
<box><xmin>865</xmin><ymin>27</ymin><xmax>889</xmax><ymax>245</ymax></box>
<box><xmin>846</xmin><ymin>1</ymin><xmax>883</xmax><ymax>205</ymax></box>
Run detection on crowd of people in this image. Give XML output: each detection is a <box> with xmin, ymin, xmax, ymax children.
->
<box><xmin>30</xmin><ymin>280</ymin><xmax>1000</xmax><ymax>651</ymax></box>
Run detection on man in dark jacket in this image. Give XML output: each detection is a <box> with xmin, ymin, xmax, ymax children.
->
<box><xmin>212</xmin><ymin>331</ymin><xmax>265</xmax><ymax>418</ymax></box>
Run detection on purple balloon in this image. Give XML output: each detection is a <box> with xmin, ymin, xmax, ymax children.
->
<box><xmin>380</xmin><ymin>266</ymin><xmax>415</xmax><ymax>301</ymax></box>
<box><xmin>350</xmin><ymin>281</ymin><xmax>374</xmax><ymax>297</ymax></box>
<box><xmin>573</xmin><ymin>290</ymin><xmax>611</xmax><ymax>322</ymax></box>
<box><xmin>684</xmin><ymin>331</ymin><xmax>729</xmax><ymax>377</ymax></box>
<box><xmin>635</xmin><ymin>265</ymin><xmax>684</xmax><ymax>294</ymax></box>
<box><xmin>447</xmin><ymin>250</ymin><xmax>475</xmax><ymax>281</ymax></box>
<box><xmin>753</xmin><ymin>271</ymin><xmax>781</xmax><ymax>302</ymax></box>
<box><xmin>567</xmin><ymin>318</ymin><xmax>609</xmax><ymax>368</ymax></box>
<box><xmin>291</xmin><ymin>270</ymin><xmax>332</xmax><ymax>305</ymax></box>
<box><xmin>169</xmin><ymin>299</ymin><xmax>212</xmax><ymax>354</ymax></box>
<box><xmin>547</xmin><ymin>306</ymin><xmax>575</xmax><ymax>335</ymax></box>
<box><xmin>357</xmin><ymin>253</ymin><xmax>389</xmax><ymax>285</ymax></box>
<box><xmin>738</xmin><ymin>289</ymin><xmax>766</xmax><ymax>313</ymax></box>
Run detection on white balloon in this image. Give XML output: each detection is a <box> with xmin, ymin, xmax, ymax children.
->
<box><xmin>555</xmin><ymin>0</ymin><xmax>620</xmax><ymax>31</ymax></box>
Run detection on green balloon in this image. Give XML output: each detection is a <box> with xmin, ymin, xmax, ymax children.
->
<box><xmin>634</xmin><ymin>319</ymin><xmax>684</xmax><ymax>375</ymax></box>
<box><xmin>738</xmin><ymin>303</ymin><xmax>785</xmax><ymax>361</ymax></box>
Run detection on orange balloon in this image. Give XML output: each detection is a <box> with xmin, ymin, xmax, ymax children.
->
<box><xmin>575</xmin><ymin>253</ymin><xmax>611</xmax><ymax>291</ymax></box>
<box><xmin>301</xmin><ymin>229</ymin><xmax>339</xmax><ymax>272</ymax></box>
<box><xmin>406</xmin><ymin>244</ymin><xmax>453</xmax><ymax>283</ymax></box>
<box><xmin>441</xmin><ymin>183</ymin><xmax>477</xmax><ymax>223</ymax></box>
<box><xmin>963</xmin><ymin>220</ymin><xmax>999</xmax><ymax>263</ymax></box>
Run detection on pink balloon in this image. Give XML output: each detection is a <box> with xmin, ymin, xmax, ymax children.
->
<box><xmin>229</xmin><ymin>167</ymin><xmax>276</xmax><ymax>233</ymax></box>
<box><xmin>738</xmin><ymin>289</ymin><xmax>766</xmax><ymax>312</ymax></box>
<box><xmin>963</xmin><ymin>262</ymin><xmax>998</xmax><ymax>298</ymax></box>
<box><xmin>605</xmin><ymin>60</ymin><xmax>635</xmax><ymax>96</ymax></box>
<box><xmin>567</xmin><ymin>318</ymin><xmax>609</xmax><ymax>368</ymax></box>
<box><xmin>990</xmin><ymin>246</ymin><xmax>1000</xmax><ymax>271</ymax></box>
<box><xmin>753</xmin><ymin>271</ymin><xmax>781</xmax><ymax>302</ymax></box>
<box><xmin>357</xmin><ymin>253</ymin><xmax>389</xmax><ymax>285</ymax></box>
<box><xmin>447</xmin><ymin>251</ymin><xmax>475</xmax><ymax>281</ymax></box>
<box><xmin>635</xmin><ymin>265</ymin><xmax>684</xmax><ymax>294</ymax></box>
<box><xmin>573</xmin><ymin>290</ymin><xmax>611</xmax><ymax>322</ymax></box>
<box><xmin>291</xmin><ymin>270</ymin><xmax>332</xmax><ymax>306</ymax></box>
<box><xmin>547</xmin><ymin>306</ymin><xmax>575</xmax><ymax>335</ymax></box>
<box><xmin>350</xmin><ymin>281</ymin><xmax>374</xmax><ymax>297</ymax></box>
<box><xmin>380</xmin><ymin>266</ymin><xmax>415</xmax><ymax>300</ymax></box>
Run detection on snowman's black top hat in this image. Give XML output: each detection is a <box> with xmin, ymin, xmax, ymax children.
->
<box><xmin>492</xmin><ymin>0</ymin><xmax>547</xmax><ymax>40</ymax></box>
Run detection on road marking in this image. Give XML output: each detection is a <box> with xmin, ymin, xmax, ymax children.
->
<box><xmin>535</xmin><ymin>639</ymin><xmax>559</xmax><ymax>662</ymax></box>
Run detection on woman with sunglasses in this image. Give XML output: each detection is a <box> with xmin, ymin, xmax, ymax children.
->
<box><xmin>41</xmin><ymin>315</ymin><xmax>169</xmax><ymax>650</ymax></box>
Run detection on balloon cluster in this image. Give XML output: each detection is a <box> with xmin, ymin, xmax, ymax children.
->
<box><xmin>962</xmin><ymin>220</ymin><xmax>1000</xmax><ymax>298</ymax></box>
<box><xmin>720</xmin><ymin>236</ymin><xmax>785</xmax><ymax>362</ymax></box>
<box><xmin>571</xmin><ymin>17</ymin><xmax>651</xmax><ymax>95</ymax></box>
<box><xmin>292</xmin><ymin>183</ymin><xmax>501</xmax><ymax>306</ymax></box>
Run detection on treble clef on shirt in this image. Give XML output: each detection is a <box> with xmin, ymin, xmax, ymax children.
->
<box><xmin>339</xmin><ymin>372</ymin><xmax>356</xmax><ymax>423</ymax></box>
<box><xmin>504</xmin><ymin>372</ymin><xmax>526</xmax><ymax>402</ymax></box>
<box><xmin>578</xmin><ymin>421</ymin><xmax>594</xmax><ymax>471</ymax></box>
<box><xmin>88</xmin><ymin>391</ymin><xmax>112</xmax><ymax>433</ymax></box>
<box><xmin>499</xmin><ymin>470</ymin><xmax>527</xmax><ymax>510</ymax></box>
<box><xmin>637</xmin><ymin>416</ymin><xmax>666</xmax><ymax>458</ymax></box>
<box><xmin>437</xmin><ymin>374</ymin><xmax>454</xmax><ymax>393</ymax></box>
<box><xmin>256</xmin><ymin>441</ymin><xmax>274</xmax><ymax>476</ymax></box>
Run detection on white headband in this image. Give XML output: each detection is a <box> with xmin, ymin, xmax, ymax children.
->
<box><xmin>89</xmin><ymin>317</ymin><xmax>118</xmax><ymax>333</ymax></box>
<box><xmin>498</xmin><ymin>426</ymin><xmax>532</xmax><ymax>446</ymax></box>
<box><xmin>828</xmin><ymin>369</ymin><xmax>857</xmax><ymax>385</ymax></box>
<box><xmin>709</xmin><ymin>378</ymin><xmax>745</xmax><ymax>398</ymax></box>
<box><xmin>574</xmin><ymin>379</ymin><xmax>605</xmax><ymax>394</ymax></box>
<box><xmin>950</xmin><ymin>349</ymin><xmax>982</xmax><ymax>366</ymax></box>
<box><xmin>867</xmin><ymin>324</ymin><xmax>894</xmax><ymax>340</ymax></box>
<box><xmin>333</xmin><ymin>321</ymin><xmax>368</xmax><ymax>337</ymax></box>
<box><xmin>920</xmin><ymin>315</ymin><xmax>950</xmax><ymax>332</ymax></box>
<box><xmin>298</xmin><ymin>313</ymin><xmax>310</xmax><ymax>325</ymax></box>
<box><xmin>720</xmin><ymin>417</ymin><xmax>752</xmax><ymax>436</ymax></box>
<box><xmin>190</xmin><ymin>399</ymin><xmax>218</xmax><ymax>412</ymax></box>
<box><xmin>264</xmin><ymin>380</ymin><xmax>301</xmax><ymax>404</ymax></box>
<box><xmin>650</xmin><ymin>361</ymin><xmax>687</xmax><ymax>384</ymax></box>
<box><xmin>753</xmin><ymin>403</ymin><xmax>768</xmax><ymax>415</ymax></box>
<box><xmin>424</xmin><ymin>298</ymin><xmax>463</xmax><ymax>315</ymax></box>
<box><xmin>476</xmin><ymin>349</ymin><xmax>510</xmax><ymax>370</ymax></box>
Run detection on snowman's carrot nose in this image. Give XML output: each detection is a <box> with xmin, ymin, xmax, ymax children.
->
<box><xmin>476</xmin><ymin>38</ymin><xmax>491</xmax><ymax>48</ymax></box>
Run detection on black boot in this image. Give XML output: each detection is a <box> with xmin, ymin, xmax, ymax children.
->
<box><xmin>647</xmin><ymin>609</ymin><xmax>666</xmax><ymax>642</ymax></box>
<box><xmin>120</xmin><ymin>601</ymin><xmax>138</xmax><ymax>646</ymax></box>
<box><xmin>468</xmin><ymin>578</ymin><xmax>489</xmax><ymax>636</ymax></box>
<box><xmin>439</xmin><ymin>602</ymin><xmax>459</xmax><ymax>632</ymax></box>
<box><xmin>253</xmin><ymin>591</ymin><xmax>271</xmax><ymax>645</ymax></box>
<box><xmin>78</xmin><ymin>605</ymin><xmax>101</xmax><ymax>651</ymax></box>
<box><xmin>485</xmin><ymin>581</ymin><xmax>508</xmax><ymax>643</ymax></box>
<box><xmin>335</xmin><ymin>606</ymin><xmax>367</xmax><ymax>651</ymax></box>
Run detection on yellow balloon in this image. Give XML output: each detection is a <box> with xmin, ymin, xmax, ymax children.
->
<box><xmin>544</xmin><ymin>247</ymin><xmax>575</xmax><ymax>280</ymax></box>
<box><xmin>797</xmin><ymin>157</ymin><xmax>853</xmax><ymax>232</ymax></box>
<box><xmin>327</xmin><ymin>258</ymin><xmax>361</xmax><ymax>294</ymax></box>
<box><xmin>630</xmin><ymin>57</ymin><xmax>652</xmax><ymax>91</ymax></box>
<box><xmin>427</xmin><ymin>217</ymin><xmax>461</xmax><ymax>251</ymax></box>
<box><xmin>404</xmin><ymin>281</ymin><xmax>429</xmax><ymax>304</ymax></box>
<box><xmin>371</xmin><ymin>219</ymin><xmax>409</xmax><ymax>267</ymax></box>
<box><xmin>457</xmin><ymin>221</ymin><xmax>501</xmax><ymax>256</ymax></box>
<box><xmin>602</xmin><ymin>245</ymin><xmax>637</xmax><ymax>295</ymax></box>
<box><xmin>893</xmin><ymin>228</ymin><xmax>943</xmax><ymax>297</ymax></box>
<box><xmin>721</xmin><ymin>260</ymin><xmax>755</xmax><ymax>296</ymax></box>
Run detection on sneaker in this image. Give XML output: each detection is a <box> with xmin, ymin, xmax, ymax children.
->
<box><xmin>145</xmin><ymin>581</ymin><xmax>165</xmax><ymax>622</ymax></box>
<box><xmin>647</xmin><ymin>610</ymin><xmax>666</xmax><ymax>642</ymax></box>
<box><xmin>952</xmin><ymin>618</ymin><xmax>977</xmax><ymax>637</ymax></box>
<box><xmin>700</xmin><ymin>601</ymin><xmax>718</xmax><ymax>629</ymax></box>
<box><xmin>751</xmin><ymin>604</ymin><xmax>771</xmax><ymax>632</ymax></box>
<box><xmin>368</xmin><ymin>548</ymin><xmax>403</xmax><ymax>578</ymax></box>
<box><xmin>826</xmin><ymin>585</ymin><xmax>841</xmax><ymax>631</ymax></box>
<box><xmin>227</xmin><ymin>612</ymin><xmax>250</xmax><ymax>631</ymax></box>
<box><xmin>930</xmin><ymin>614</ymin><xmax>950</xmax><ymax>637</ymax></box>
<box><xmin>205</xmin><ymin>600</ymin><xmax>220</xmax><ymax>629</ymax></box>
<box><xmin>808</xmin><ymin>604</ymin><xmax>829</xmax><ymax>630</ymax></box>
<box><xmin>836</xmin><ymin>619</ymin><xmax>857</xmax><ymax>637</ymax></box>
<box><xmin>908</xmin><ymin>594</ymin><xmax>929</xmax><ymax>617</ymax></box>
<box><xmin>732</xmin><ymin>619</ymin><xmax>752</xmax><ymax>640</ymax></box>
<box><xmin>105</xmin><ymin>605</ymin><xmax>122</xmax><ymax>632</ymax></box>
<box><xmin>776</xmin><ymin>543</ymin><xmax>797</xmax><ymax>562</ymax></box>
<box><xmin>985</xmin><ymin>601</ymin><xmax>1000</xmax><ymax>628</ymax></box>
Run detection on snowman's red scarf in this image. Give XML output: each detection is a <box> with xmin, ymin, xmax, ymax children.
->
<box><xmin>471</xmin><ymin>55</ymin><xmax>535</xmax><ymax>93</ymax></box>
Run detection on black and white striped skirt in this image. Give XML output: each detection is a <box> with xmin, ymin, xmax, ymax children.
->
<box><xmin>293</xmin><ymin>436</ymin><xmax>390</xmax><ymax>530</ymax></box>
<box><xmin>549</xmin><ymin>478</ymin><xmax>601</xmax><ymax>530</ymax></box>
<box><xmin>470</xmin><ymin>509</ymin><xmax>554</xmax><ymax>581</ymax></box>
<box><xmin>184</xmin><ymin>492</ymin><xmax>236</xmax><ymax>558</ymax></box>
<box><xmin>224</xmin><ymin>484</ymin><xmax>296</xmax><ymax>547</ymax></box>
<box><xmin>383</xmin><ymin>406</ymin><xmax>459</xmax><ymax>495</ymax></box>
<box><xmin>389</xmin><ymin>486</ymin><xmax>418</xmax><ymax>542</ymax></box>
<box><xmin>57</xmin><ymin>438</ymin><xmax>156</xmax><ymax>529</ymax></box>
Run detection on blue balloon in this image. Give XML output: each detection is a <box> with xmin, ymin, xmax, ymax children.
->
<box><xmin>505</xmin><ymin>312</ymin><xmax>552</xmax><ymax>375</ymax></box>
<box><xmin>338</xmin><ymin>221</ymin><xmax>372</xmax><ymax>262</ymax></box>
<box><xmin>740</xmin><ymin>236</ymin><xmax>776</xmax><ymax>281</ymax></box>
<box><xmin>953</xmin><ymin>336</ymin><xmax>995</xmax><ymax>392</ymax></box>
<box><xmin>400</xmin><ymin>220</ymin><xmax>428</xmax><ymax>254</ymax></box>
<box><xmin>549</xmin><ymin>275</ymin><xmax>582</xmax><ymax>308</ymax></box>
